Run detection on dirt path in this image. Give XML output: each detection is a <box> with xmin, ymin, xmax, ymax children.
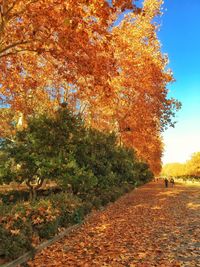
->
<box><xmin>28</xmin><ymin>181</ymin><xmax>200</xmax><ymax>267</ymax></box>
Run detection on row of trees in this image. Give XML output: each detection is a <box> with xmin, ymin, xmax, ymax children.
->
<box><xmin>161</xmin><ymin>152</ymin><xmax>200</xmax><ymax>178</ymax></box>
<box><xmin>0</xmin><ymin>107</ymin><xmax>153</xmax><ymax>200</ymax></box>
<box><xmin>0</xmin><ymin>0</ymin><xmax>181</xmax><ymax>174</ymax></box>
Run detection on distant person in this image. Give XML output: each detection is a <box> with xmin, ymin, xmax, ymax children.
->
<box><xmin>170</xmin><ymin>178</ymin><xmax>175</xmax><ymax>187</ymax></box>
<box><xmin>164</xmin><ymin>178</ymin><xmax>169</xmax><ymax>188</ymax></box>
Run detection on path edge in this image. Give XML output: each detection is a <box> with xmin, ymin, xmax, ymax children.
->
<box><xmin>1</xmin><ymin>223</ymin><xmax>81</xmax><ymax>267</ymax></box>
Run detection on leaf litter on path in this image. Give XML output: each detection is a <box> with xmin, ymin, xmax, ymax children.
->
<box><xmin>28</xmin><ymin>181</ymin><xmax>200</xmax><ymax>267</ymax></box>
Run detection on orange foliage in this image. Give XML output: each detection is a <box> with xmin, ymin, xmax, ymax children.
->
<box><xmin>0</xmin><ymin>0</ymin><xmax>181</xmax><ymax>174</ymax></box>
<box><xmin>85</xmin><ymin>0</ymin><xmax>180</xmax><ymax>174</ymax></box>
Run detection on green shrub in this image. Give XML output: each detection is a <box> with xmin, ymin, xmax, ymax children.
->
<box><xmin>81</xmin><ymin>201</ymin><xmax>93</xmax><ymax>215</ymax></box>
<box><xmin>36</xmin><ymin>219</ymin><xmax>59</xmax><ymax>239</ymax></box>
<box><xmin>121</xmin><ymin>182</ymin><xmax>134</xmax><ymax>193</ymax></box>
<box><xmin>0</xmin><ymin>199</ymin><xmax>59</xmax><ymax>260</ymax></box>
<box><xmin>90</xmin><ymin>196</ymin><xmax>102</xmax><ymax>209</ymax></box>
<box><xmin>71</xmin><ymin>207</ymin><xmax>85</xmax><ymax>224</ymax></box>
<box><xmin>0</xmin><ymin>224</ymin><xmax>33</xmax><ymax>260</ymax></box>
<box><xmin>0</xmin><ymin>190</ymin><xmax>30</xmax><ymax>204</ymax></box>
<box><xmin>0</xmin><ymin>107</ymin><xmax>86</xmax><ymax>200</ymax></box>
<box><xmin>49</xmin><ymin>192</ymin><xmax>81</xmax><ymax>227</ymax></box>
<box><xmin>0</xmin><ymin>181</ymin><xmax>136</xmax><ymax>261</ymax></box>
<box><xmin>100</xmin><ymin>193</ymin><xmax>111</xmax><ymax>206</ymax></box>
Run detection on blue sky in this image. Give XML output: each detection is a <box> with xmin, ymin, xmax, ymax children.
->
<box><xmin>158</xmin><ymin>0</ymin><xmax>200</xmax><ymax>164</ymax></box>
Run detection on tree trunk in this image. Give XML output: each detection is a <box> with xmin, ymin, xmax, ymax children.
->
<box><xmin>26</xmin><ymin>177</ymin><xmax>44</xmax><ymax>201</ymax></box>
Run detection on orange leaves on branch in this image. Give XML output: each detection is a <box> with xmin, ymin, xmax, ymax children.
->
<box><xmin>85</xmin><ymin>0</ymin><xmax>180</xmax><ymax>174</ymax></box>
<box><xmin>113</xmin><ymin>0</ymin><xmax>135</xmax><ymax>11</ymax></box>
<box><xmin>0</xmin><ymin>0</ymin><xmax>113</xmax><ymax>133</ymax></box>
<box><xmin>0</xmin><ymin>0</ymin><xmax>181</xmax><ymax>174</ymax></box>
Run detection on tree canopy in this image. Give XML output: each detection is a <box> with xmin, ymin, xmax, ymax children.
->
<box><xmin>0</xmin><ymin>0</ymin><xmax>181</xmax><ymax>174</ymax></box>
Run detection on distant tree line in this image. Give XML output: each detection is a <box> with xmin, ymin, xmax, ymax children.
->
<box><xmin>161</xmin><ymin>152</ymin><xmax>200</xmax><ymax>181</ymax></box>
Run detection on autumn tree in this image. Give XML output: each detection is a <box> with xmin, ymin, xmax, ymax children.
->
<box><xmin>0</xmin><ymin>0</ymin><xmax>138</xmax><ymax>131</ymax></box>
<box><xmin>185</xmin><ymin>152</ymin><xmax>200</xmax><ymax>177</ymax></box>
<box><xmin>0</xmin><ymin>0</ymin><xmax>181</xmax><ymax>174</ymax></box>
<box><xmin>85</xmin><ymin>0</ymin><xmax>181</xmax><ymax>174</ymax></box>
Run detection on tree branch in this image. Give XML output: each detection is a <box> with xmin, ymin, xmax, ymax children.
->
<box><xmin>0</xmin><ymin>40</ymin><xmax>32</xmax><ymax>55</ymax></box>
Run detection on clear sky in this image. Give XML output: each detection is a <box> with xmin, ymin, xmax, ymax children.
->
<box><xmin>158</xmin><ymin>0</ymin><xmax>200</xmax><ymax>164</ymax></box>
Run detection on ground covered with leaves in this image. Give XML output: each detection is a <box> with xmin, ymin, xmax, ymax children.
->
<box><xmin>28</xmin><ymin>181</ymin><xmax>200</xmax><ymax>267</ymax></box>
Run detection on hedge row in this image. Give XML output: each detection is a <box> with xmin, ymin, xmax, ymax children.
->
<box><xmin>0</xmin><ymin>107</ymin><xmax>153</xmax><ymax>200</ymax></box>
<box><xmin>0</xmin><ymin>183</ymin><xmax>135</xmax><ymax>261</ymax></box>
<box><xmin>0</xmin><ymin>107</ymin><xmax>153</xmax><ymax>261</ymax></box>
